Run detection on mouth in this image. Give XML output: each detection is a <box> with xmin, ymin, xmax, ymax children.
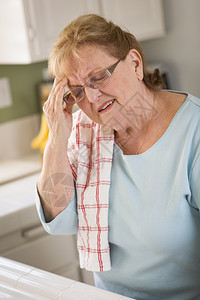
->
<box><xmin>98</xmin><ymin>99</ymin><xmax>115</xmax><ymax>113</ymax></box>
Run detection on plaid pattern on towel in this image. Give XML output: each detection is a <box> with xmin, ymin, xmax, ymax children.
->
<box><xmin>67</xmin><ymin>110</ymin><xmax>114</xmax><ymax>272</ymax></box>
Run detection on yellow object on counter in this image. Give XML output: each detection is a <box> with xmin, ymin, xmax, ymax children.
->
<box><xmin>31</xmin><ymin>113</ymin><xmax>49</xmax><ymax>154</ymax></box>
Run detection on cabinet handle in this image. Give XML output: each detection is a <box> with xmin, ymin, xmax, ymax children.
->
<box><xmin>22</xmin><ymin>225</ymin><xmax>46</xmax><ymax>239</ymax></box>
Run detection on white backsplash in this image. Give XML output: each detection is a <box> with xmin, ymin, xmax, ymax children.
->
<box><xmin>0</xmin><ymin>114</ymin><xmax>41</xmax><ymax>159</ymax></box>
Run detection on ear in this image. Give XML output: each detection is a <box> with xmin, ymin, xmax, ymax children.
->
<box><xmin>128</xmin><ymin>49</ymin><xmax>143</xmax><ymax>81</ymax></box>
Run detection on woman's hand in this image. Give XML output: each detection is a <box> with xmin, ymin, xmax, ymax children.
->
<box><xmin>38</xmin><ymin>77</ymin><xmax>75</xmax><ymax>221</ymax></box>
<box><xmin>43</xmin><ymin>77</ymin><xmax>74</xmax><ymax>145</ymax></box>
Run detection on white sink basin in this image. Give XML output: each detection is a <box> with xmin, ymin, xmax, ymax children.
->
<box><xmin>0</xmin><ymin>283</ymin><xmax>45</xmax><ymax>300</ymax></box>
<box><xmin>0</xmin><ymin>257</ymin><xmax>132</xmax><ymax>299</ymax></box>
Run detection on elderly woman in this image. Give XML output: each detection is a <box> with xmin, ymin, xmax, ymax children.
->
<box><xmin>36</xmin><ymin>14</ymin><xmax>200</xmax><ymax>299</ymax></box>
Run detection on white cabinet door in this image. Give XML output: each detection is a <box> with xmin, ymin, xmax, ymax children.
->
<box><xmin>0</xmin><ymin>0</ymin><xmax>100</xmax><ymax>64</ymax></box>
<box><xmin>1</xmin><ymin>230</ymin><xmax>81</xmax><ymax>282</ymax></box>
<box><xmin>0</xmin><ymin>0</ymin><xmax>30</xmax><ymax>64</ymax></box>
<box><xmin>0</xmin><ymin>0</ymin><xmax>164</xmax><ymax>63</ymax></box>
<box><xmin>101</xmin><ymin>0</ymin><xmax>165</xmax><ymax>41</ymax></box>
<box><xmin>23</xmin><ymin>0</ymin><xmax>101</xmax><ymax>63</ymax></box>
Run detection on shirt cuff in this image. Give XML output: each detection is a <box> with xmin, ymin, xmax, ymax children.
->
<box><xmin>35</xmin><ymin>185</ymin><xmax>78</xmax><ymax>235</ymax></box>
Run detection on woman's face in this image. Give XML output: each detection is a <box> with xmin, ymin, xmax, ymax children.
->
<box><xmin>65</xmin><ymin>44</ymin><xmax>143</xmax><ymax>130</ymax></box>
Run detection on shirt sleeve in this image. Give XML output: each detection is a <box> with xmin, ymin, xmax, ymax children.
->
<box><xmin>190</xmin><ymin>154</ymin><xmax>200</xmax><ymax>210</ymax></box>
<box><xmin>35</xmin><ymin>183</ymin><xmax>78</xmax><ymax>235</ymax></box>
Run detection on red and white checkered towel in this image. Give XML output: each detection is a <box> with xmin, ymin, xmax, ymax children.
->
<box><xmin>67</xmin><ymin>110</ymin><xmax>114</xmax><ymax>272</ymax></box>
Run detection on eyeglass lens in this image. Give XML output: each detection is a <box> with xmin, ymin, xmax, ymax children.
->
<box><xmin>63</xmin><ymin>58</ymin><xmax>121</xmax><ymax>104</ymax></box>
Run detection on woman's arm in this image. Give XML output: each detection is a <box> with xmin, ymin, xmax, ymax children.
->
<box><xmin>37</xmin><ymin>77</ymin><xmax>75</xmax><ymax>222</ymax></box>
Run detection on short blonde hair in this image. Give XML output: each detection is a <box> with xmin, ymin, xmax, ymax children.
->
<box><xmin>48</xmin><ymin>14</ymin><xmax>165</xmax><ymax>90</ymax></box>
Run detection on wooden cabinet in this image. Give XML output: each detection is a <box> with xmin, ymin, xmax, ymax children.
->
<box><xmin>0</xmin><ymin>0</ymin><xmax>100</xmax><ymax>64</ymax></box>
<box><xmin>100</xmin><ymin>0</ymin><xmax>165</xmax><ymax>41</ymax></box>
<box><xmin>0</xmin><ymin>0</ymin><xmax>165</xmax><ymax>64</ymax></box>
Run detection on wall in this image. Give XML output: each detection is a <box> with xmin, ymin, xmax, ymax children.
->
<box><xmin>141</xmin><ymin>0</ymin><xmax>200</xmax><ymax>97</ymax></box>
<box><xmin>0</xmin><ymin>61</ymin><xmax>47</xmax><ymax>124</ymax></box>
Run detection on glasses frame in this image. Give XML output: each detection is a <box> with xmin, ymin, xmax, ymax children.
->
<box><xmin>63</xmin><ymin>58</ymin><xmax>121</xmax><ymax>104</ymax></box>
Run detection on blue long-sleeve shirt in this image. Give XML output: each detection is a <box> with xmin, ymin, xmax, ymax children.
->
<box><xmin>36</xmin><ymin>92</ymin><xmax>200</xmax><ymax>299</ymax></box>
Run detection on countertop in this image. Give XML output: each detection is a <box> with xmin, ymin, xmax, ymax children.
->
<box><xmin>0</xmin><ymin>153</ymin><xmax>42</xmax><ymax>236</ymax></box>
<box><xmin>0</xmin><ymin>153</ymin><xmax>42</xmax><ymax>185</ymax></box>
<box><xmin>0</xmin><ymin>257</ymin><xmax>132</xmax><ymax>299</ymax></box>
<box><xmin>0</xmin><ymin>172</ymin><xmax>41</xmax><ymax>237</ymax></box>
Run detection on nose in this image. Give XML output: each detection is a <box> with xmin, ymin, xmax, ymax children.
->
<box><xmin>84</xmin><ymin>86</ymin><xmax>102</xmax><ymax>103</ymax></box>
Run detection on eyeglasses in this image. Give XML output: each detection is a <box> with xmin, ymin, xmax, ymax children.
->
<box><xmin>63</xmin><ymin>58</ymin><xmax>121</xmax><ymax>104</ymax></box>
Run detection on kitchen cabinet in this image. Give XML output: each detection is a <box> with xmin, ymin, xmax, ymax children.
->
<box><xmin>0</xmin><ymin>173</ymin><xmax>94</xmax><ymax>285</ymax></box>
<box><xmin>0</xmin><ymin>0</ymin><xmax>100</xmax><ymax>64</ymax></box>
<box><xmin>0</xmin><ymin>0</ymin><xmax>165</xmax><ymax>64</ymax></box>
<box><xmin>1</xmin><ymin>226</ymin><xmax>81</xmax><ymax>281</ymax></box>
<box><xmin>101</xmin><ymin>0</ymin><xmax>165</xmax><ymax>41</ymax></box>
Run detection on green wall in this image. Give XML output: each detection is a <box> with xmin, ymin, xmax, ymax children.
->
<box><xmin>0</xmin><ymin>61</ymin><xmax>48</xmax><ymax>124</ymax></box>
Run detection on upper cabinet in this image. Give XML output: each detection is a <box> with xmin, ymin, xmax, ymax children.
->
<box><xmin>0</xmin><ymin>0</ymin><xmax>165</xmax><ymax>64</ymax></box>
<box><xmin>0</xmin><ymin>0</ymin><xmax>100</xmax><ymax>64</ymax></box>
<box><xmin>101</xmin><ymin>0</ymin><xmax>165</xmax><ymax>41</ymax></box>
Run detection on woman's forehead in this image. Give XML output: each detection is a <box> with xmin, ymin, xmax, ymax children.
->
<box><xmin>65</xmin><ymin>45</ymin><xmax>115</xmax><ymax>80</ymax></box>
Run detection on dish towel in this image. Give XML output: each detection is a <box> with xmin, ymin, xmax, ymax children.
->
<box><xmin>67</xmin><ymin>110</ymin><xmax>114</xmax><ymax>272</ymax></box>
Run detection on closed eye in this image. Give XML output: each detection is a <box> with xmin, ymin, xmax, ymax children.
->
<box><xmin>90</xmin><ymin>72</ymin><xmax>108</xmax><ymax>83</ymax></box>
<box><xmin>93</xmin><ymin>75</ymin><xmax>107</xmax><ymax>81</ymax></box>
